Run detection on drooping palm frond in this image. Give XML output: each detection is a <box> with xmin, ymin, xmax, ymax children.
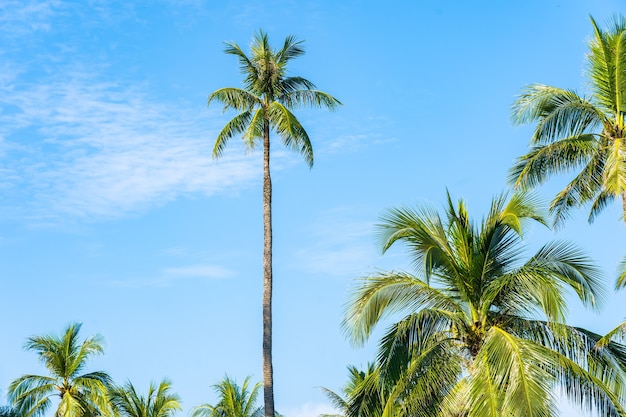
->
<box><xmin>343</xmin><ymin>272</ymin><xmax>461</xmax><ymax>347</ymax></box>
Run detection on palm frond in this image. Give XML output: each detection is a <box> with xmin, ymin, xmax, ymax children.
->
<box><xmin>343</xmin><ymin>272</ymin><xmax>461</xmax><ymax>346</ymax></box>
<box><xmin>267</xmin><ymin>101</ymin><xmax>314</xmax><ymax>167</ymax></box>
<box><xmin>213</xmin><ymin>111</ymin><xmax>254</xmax><ymax>158</ymax></box>
<box><xmin>208</xmin><ymin>88</ymin><xmax>260</xmax><ymax>112</ymax></box>
<box><xmin>280</xmin><ymin>90</ymin><xmax>342</xmax><ymax>110</ymax></box>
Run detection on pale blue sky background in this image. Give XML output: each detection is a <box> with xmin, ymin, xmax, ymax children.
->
<box><xmin>1</xmin><ymin>1</ymin><xmax>626</xmax><ymax>416</ymax></box>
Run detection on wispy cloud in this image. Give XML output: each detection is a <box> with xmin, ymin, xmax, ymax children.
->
<box><xmin>287</xmin><ymin>206</ymin><xmax>382</xmax><ymax>278</ymax></box>
<box><xmin>0</xmin><ymin>0</ymin><xmax>63</xmax><ymax>36</ymax></box>
<box><xmin>105</xmin><ymin>263</ymin><xmax>234</xmax><ymax>288</ymax></box>
<box><xmin>0</xmin><ymin>64</ymin><xmax>302</xmax><ymax>222</ymax></box>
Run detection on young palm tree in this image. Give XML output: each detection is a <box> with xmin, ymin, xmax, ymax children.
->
<box><xmin>344</xmin><ymin>192</ymin><xmax>626</xmax><ymax>417</ymax></box>
<box><xmin>191</xmin><ymin>376</ymin><xmax>262</xmax><ymax>417</ymax></box>
<box><xmin>8</xmin><ymin>323</ymin><xmax>112</xmax><ymax>417</ymax></box>
<box><xmin>108</xmin><ymin>380</ymin><xmax>181</xmax><ymax>417</ymax></box>
<box><xmin>510</xmin><ymin>15</ymin><xmax>626</xmax><ymax>226</ymax></box>
<box><xmin>208</xmin><ymin>30</ymin><xmax>341</xmax><ymax>417</ymax></box>
<box><xmin>320</xmin><ymin>362</ymin><xmax>449</xmax><ymax>417</ymax></box>
<box><xmin>320</xmin><ymin>364</ymin><xmax>383</xmax><ymax>417</ymax></box>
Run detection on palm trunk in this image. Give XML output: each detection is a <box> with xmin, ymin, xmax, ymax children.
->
<box><xmin>262</xmin><ymin>121</ymin><xmax>275</xmax><ymax>417</ymax></box>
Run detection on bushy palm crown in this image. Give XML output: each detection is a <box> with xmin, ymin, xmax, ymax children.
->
<box><xmin>510</xmin><ymin>15</ymin><xmax>626</xmax><ymax>226</ymax></box>
<box><xmin>343</xmin><ymin>192</ymin><xmax>626</xmax><ymax>417</ymax></box>
<box><xmin>8</xmin><ymin>323</ymin><xmax>112</xmax><ymax>417</ymax></box>
<box><xmin>209</xmin><ymin>30</ymin><xmax>341</xmax><ymax>164</ymax></box>
<box><xmin>108</xmin><ymin>380</ymin><xmax>181</xmax><ymax>417</ymax></box>
<box><xmin>191</xmin><ymin>376</ymin><xmax>263</xmax><ymax>417</ymax></box>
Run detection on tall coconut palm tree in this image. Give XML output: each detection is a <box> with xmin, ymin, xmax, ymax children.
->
<box><xmin>191</xmin><ymin>376</ymin><xmax>262</xmax><ymax>417</ymax></box>
<box><xmin>108</xmin><ymin>380</ymin><xmax>181</xmax><ymax>417</ymax></box>
<box><xmin>8</xmin><ymin>323</ymin><xmax>112</xmax><ymax>417</ymax></box>
<box><xmin>510</xmin><ymin>15</ymin><xmax>626</xmax><ymax>226</ymax></box>
<box><xmin>344</xmin><ymin>192</ymin><xmax>626</xmax><ymax>417</ymax></box>
<box><xmin>208</xmin><ymin>30</ymin><xmax>341</xmax><ymax>417</ymax></box>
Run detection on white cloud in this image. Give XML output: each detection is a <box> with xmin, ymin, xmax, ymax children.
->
<box><xmin>0</xmin><ymin>65</ymin><xmax>286</xmax><ymax>222</ymax></box>
<box><xmin>0</xmin><ymin>0</ymin><xmax>63</xmax><ymax>36</ymax></box>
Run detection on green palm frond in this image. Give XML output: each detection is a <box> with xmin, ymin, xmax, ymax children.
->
<box><xmin>473</xmin><ymin>327</ymin><xmax>555</xmax><ymax>417</ymax></box>
<box><xmin>208</xmin><ymin>88</ymin><xmax>260</xmax><ymax>112</ymax></box>
<box><xmin>512</xmin><ymin>85</ymin><xmax>602</xmax><ymax>143</ymax></box>
<box><xmin>588</xmin><ymin>190</ymin><xmax>616</xmax><ymax>223</ymax></box>
<box><xmin>343</xmin><ymin>272</ymin><xmax>461</xmax><ymax>346</ymax></box>
<box><xmin>280</xmin><ymin>89</ymin><xmax>342</xmax><ymax>110</ymax></box>
<box><xmin>275</xmin><ymin>34</ymin><xmax>305</xmax><ymax>65</ymax></box>
<box><xmin>510</xmin><ymin>134</ymin><xmax>599</xmax><ymax>189</ymax></box>
<box><xmin>616</xmin><ymin>256</ymin><xmax>626</xmax><ymax>288</ymax></box>
<box><xmin>267</xmin><ymin>101</ymin><xmax>313</xmax><ymax>166</ymax></box>
<box><xmin>213</xmin><ymin>111</ymin><xmax>254</xmax><ymax>158</ymax></box>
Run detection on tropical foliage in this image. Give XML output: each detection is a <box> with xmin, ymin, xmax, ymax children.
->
<box><xmin>510</xmin><ymin>15</ymin><xmax>626</xmax><ymax>226</ymax></box>
<box><xmin>208</xmin><ymin>29</ymin><xmax>340</xmax><ymax>417</ymax></box>
<box><xmin>109</xmin><ymin>380</ymin><xmax>181</xmax><ymax>417</ymax></box>
<box><xmin>343</xmin><ymin>192</ymin><xmax>626</xmax><ymax>416</ymax></box>
<box><xmin>191</xmin><ymin>376</ymin><xmax>263</xmax><ymax>417</ymax></box>
<box><xmin>8</xmin><ymin>323</ymin><xmax>112</xmax><ymax>417</ymax></box>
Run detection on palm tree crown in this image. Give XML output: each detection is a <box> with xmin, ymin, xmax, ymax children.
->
<box><xmin>191</xmin><ymin>376</ymin><xmax>262</xmax><ymax>417</ymax></box>
<box><xmin>210</xmin><ymin>29</ymin><xmax>341</xmax><ymax>164</ymax></box>
<box><xmin>510</xmin><ymin>15</ymin><xmax>626</xmax><ymax>226</ymax></box>
<box><xmin>108</xmin><ymin>380</ymin><xmax>181</xmax><ymax>417</ymax></box>
<box><xmin>208</xmin><ymin>29</ymin><xmax>340</xmax><ymax>417</ymax></box>
<box><xmin>8</xmin><ymin>323</ymin><xmax>112</xmax><ymax>417</ymax></box>
<box><xmin>343</xmin><ymin>192</ymin><xmax>626</xmax><ymax>417</ymax></box>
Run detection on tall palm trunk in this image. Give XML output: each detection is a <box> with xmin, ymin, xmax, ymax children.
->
<box><xmin>262</xmin><ymin>120</ymin><xmax>275</xmax><ymax>417</ymax></box>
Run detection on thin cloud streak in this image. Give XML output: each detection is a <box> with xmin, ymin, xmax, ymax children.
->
<box><xmin>0</xmin><ymin>67</ymin><xmax>267</xmax><ymax>222</ymax></box>
<box><xmin>105</xmin><ymin>263</ymin><xmax>235</xmax><ymax>288</ymax></box>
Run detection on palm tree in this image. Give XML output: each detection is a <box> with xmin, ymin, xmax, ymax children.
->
<box><xmin>8</xmin><ymin>323</ymin><xmax>112</xmax><ymax>417</ymax></box>
<box><xmin>108</xmin><ymin>380</ymin><xmax>181</xmax><ymax>417</ymax></box>
<box><xmin>343</xmin><ymin>192</ymin><xmax>626</xmax><ymax>417</ymax></box>
<box><xmin>510</xmin><ymin>15</ymin><xmax>626</xmax><ymax>226</ymax></box>
<box><xmin>191</xmin><ymin>376</ymin><xmax>262</xmax><ymax>417</ymax></box>
<box><xmin>320</xmin><ymin>362</ymin><xmax>446</xmax><ymax>417</ymax></box>
<box><xmin>208</xmin><ymin>30</ymin><xmax>341</xmax><ymax>417</ymax></box>
<box><xmin>319</xmin><ymin>364</ymin><xmax>382</xmax><ymax>417</ymax></box>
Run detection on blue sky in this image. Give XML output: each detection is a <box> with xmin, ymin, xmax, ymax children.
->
<box><xmin>1</xmin><ymin>1</ymin><xmax>626</xmax><ymax>416</ymax></box>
